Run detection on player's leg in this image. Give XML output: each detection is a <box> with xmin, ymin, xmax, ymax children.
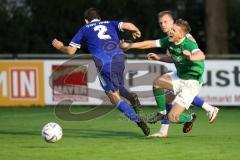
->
<box><xmin>168</xmin><ymin>79</ymin><xmax>201</xmax><ymax>124</ymax></box>
<box><xmin>149</xmin><ymin>73</ymin><xmax>200</xmax><ymax>138</ymax></box>
<box><xmin>99</xmin><ymin>69</ymin><xmax>150</xmax><ymax>136</ymax></box>
<box><xmin>107</xmin><ymin>90</ymin><xmax>150</xmax><ymax>136</ymax></box>
<box><xmin>106</xmin><ymin>91</ymin><xmax>139</xmax><ymax>122</ymax></box>
<box><xmin>191</xmin><ymin>96</ymin><xmax>219</xmax><ymax>123</ymax></box>
<box><xmin>149</xmin><ymin>90</ymin><xmax>195</xmax><ymax>137</ymax></box>
<box><xmin>119</xmin><ymin>86</ymin><xmax>141</xmax><ymax>113</ymax></box>
<box><xmin>150</xmin><ymin>72</ymin><xmax>218</xmax><ymax>124</ymax></box>
<box><xmin>168</xmin><ymin>103</ymin><xmax>186</xmax><ymax>123</ymax></box>
<box><xmin>159</xmin><ymin>99</ymin><xmax>172</xmax><ymax>135</ymax></box>
<box><xmin>168</xmin><ymin>103</ymin><xmax>196</xmax><ymax>126</ymax></box>
<box><xmin>148</xmin><ymin>73</ymin><xmax>194</xmax><ymax>123</ymax></box>
<box><xmin>115</xmin><ymin>66</ymin><xmax>149</xmax><ymax>134</ymax></box>
<box><xmin>99</xmin><ymin>71</ymin><xmax>138</xmax><ymax>121</ymax></box>
<box><xmin>148</xmin><ymin>103</ymin><xmax>172</xmax><ymax>138</ymax></box>
<box><xmin>147</xmin><ymin>74</ymin><xmax>172</xmax><ymax>124</ymax></box>
<box><xmin>115</xmin><ymin>60</ymin><xmax>141</xmax><ymax>113</ymax></box>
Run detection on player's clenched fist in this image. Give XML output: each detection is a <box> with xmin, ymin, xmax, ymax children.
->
<box><xmin>147</xmin><ymin>53</ymin><xmax>160</xmax><ymax>61</ymax></box>
<box><xmin>119</xmin><ymin>40</ymin><xmax>131</xmax><ymax>50</ymax></box>
<box><xmin>52</xmin><ymin>38</ymin><xmax>63</xmax><ymax>50</ymax></box>
<box><xmin>132</xmin><ymin>30</ymin><xmax>141</xmax><ymax>39</ymax></box>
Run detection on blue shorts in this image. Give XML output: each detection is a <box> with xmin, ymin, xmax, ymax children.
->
<box><xmin>98</xmin><ymin>63</ymin><xmax>124</xmax><ymax>93</ymax></box>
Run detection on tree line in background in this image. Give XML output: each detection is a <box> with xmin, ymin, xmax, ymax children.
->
<box><xmin>0</xmin><ymin>0</ymin><xmax>239</xmax><ymax>54</ymax></box>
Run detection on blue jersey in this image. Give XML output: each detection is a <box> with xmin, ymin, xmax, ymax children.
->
<box><xmin>69</xmin><ymin>19</ymin><xmax>125</xmax><ymax>71</ymax></box>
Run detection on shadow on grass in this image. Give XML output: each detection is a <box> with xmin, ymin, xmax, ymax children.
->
<box><xmin>63</xmin><ymin>128</ymin><xmax>144</xmax><ymax>139</ymax></box>
<box><xmin>0</xmin><ymin>128</ymin><xmax>144</xmax><ymax>139</ymax></box>
<box><xmin>0</xmin><ymin>130</ymin><xmax>40</xmax><ymax>136</ymax></box>
<box><xmin>21</xmin><ymin>145</ymin><xmax>50</xmax><ymax>149</ymax></box>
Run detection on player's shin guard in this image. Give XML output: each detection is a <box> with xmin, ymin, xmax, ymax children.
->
<box><xmin>153</xmin><ymin>87</ymin><xmax>166</xmax><ymax>114</ymax></box>
<box><xmin>192</xmin><ymin>96</ymin><xmax>204</xmax><ymax>108</ymax></box>
<box><xmin>117</xmin><ymin>100</ymin><xmax>139</xmax><ymax>123</ymax></box>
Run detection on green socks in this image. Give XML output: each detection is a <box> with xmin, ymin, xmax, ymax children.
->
<box><xmin>176</xmin><ymin>113</ymin><xmax>192</xmax><ymax>124</ymax></box>
<box><xmin>153</xmin><ymin>87</ymin><xmax>166</xmax><ymax>114</ymax></box>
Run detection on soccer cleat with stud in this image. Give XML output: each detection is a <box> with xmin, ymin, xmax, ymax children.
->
<box><xmin>207</xmin><ymin>107</ymin><xmax>219</xmax><ymax>124</ymax></box>
<box><xmin>183</xmin><ymin>113</ymin><xmax>197</xmax><ymax>133</ymax></box>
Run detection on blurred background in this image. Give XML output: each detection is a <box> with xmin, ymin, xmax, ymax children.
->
<box><xmin>0</xmin><ymin>0</ymin><xmax>239</xmax><ymax>55</ymax></box>
<box><xmin>0</xmin><ymin>1</ymin><xmax>240</xmax><ymax>160</ymax></box>
<box><xmin>0</xmin><ymin>0</ymin><xmax>240</xmax><ymax>107</ymax></box>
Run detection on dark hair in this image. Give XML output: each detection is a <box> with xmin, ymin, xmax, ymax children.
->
<box><xmin>175</xmin><ymin>19</ymin><xmax>191</xmax><ymax>34</ymax></box>
<box><xmin>158</xmin><ymin>10</ymin><xmax>174</xmax><ymax>19</ymax></box>
<box><xmin>84</xmin><ymin>8</ymin><xmax>101</xmax><ymax>21</ymax></box>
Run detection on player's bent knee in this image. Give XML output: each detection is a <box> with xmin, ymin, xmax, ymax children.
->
<box><xmin>153</xmin><ymin>78</ymin><xmax>159</xmax><ymax>88</ymax></box>
<box><xmin>106</xmin><ymin>91</ymin><xmax>121</xmax><ymax>105</ymax></box>
<box><xmin>153</xmin><ymin>77</ymin><xmax>165</xmax><ymax>88</ymax></box>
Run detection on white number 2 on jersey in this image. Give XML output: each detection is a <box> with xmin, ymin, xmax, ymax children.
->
<box><xmin>94</xmin><ymin>25</ymin><xmax>111</xmax><ymax>40</ymax></box>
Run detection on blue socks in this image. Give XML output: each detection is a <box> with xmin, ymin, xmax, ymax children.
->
<box><xmin>161</xmin><ymin>104</ymin><xmax>172</xmax><ymax>124</ymax></box>
<box><xmin>192</xmin><ymin>96</ymin><xmax>204</xmax><ymax>108</ymax></box>
<box><xmin>117</xmin><ymin>100</ymin><xmax>139</xmax><ymax>123</ymax></box>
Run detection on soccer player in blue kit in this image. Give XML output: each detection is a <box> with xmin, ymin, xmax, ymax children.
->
<box><xmin>52</xmin><ymin>8</ymin><xmax>150</xmax><ymax>136</ymax></box>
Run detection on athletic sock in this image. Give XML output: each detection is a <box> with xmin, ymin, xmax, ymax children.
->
<box><xmin>166</xmin><ymin>103</ymin><xmax>172</xmax><ymax>112</ymax></box>
<box><xmin>192</xmin><ymin>96</ymin><xmax>204</xmax><ymax>108</ymax></box>
<box><xmin>161</xmin><ymin>104</ymin><xmax>172</xmax><ymax>124</ymax></box>
<box><xmin>159</xmin><ymin>124</ymin><xmax>169</xmax><ymax>135</ymax></box>
<box><xmin>202</xmin><ymin>102</ymin><xmax>214</xmax><ymax>112</ymax></box>
<box><xmin>117</xmin><ymin>100</ymin><xmax>139</xmax><ymax>123</ymax></box>
<box><xmin>176</xmin><ymin>113</ymin><xmax>192</xmax><ymax>124</ymax></box>
<box><xmin>153</xmin><ymin>87</ymin><xmax>166</xmax><ymax>114</ymax></box>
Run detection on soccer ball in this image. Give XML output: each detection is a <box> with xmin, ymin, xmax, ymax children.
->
<box><xmin>41</xmin><ymin>122</ymin><xmax>63</xmax><ymax>143</ymax></box>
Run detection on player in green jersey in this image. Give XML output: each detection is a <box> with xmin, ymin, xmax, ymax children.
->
<box><xmin>147</xmin><ymin>11</ymin><xmax>196</xmax><ymax>137</ymax></box>
<box><xmin>152</xmin><ymin>11</ymin><xmax>219</xmax><ymax>137</ymax></box>
<box><xmin>120</xmin><ymin>19</ymin><xmax>219</xmax><ymax>137</ymax></box>
<box><xmin>147</xmin><ymin>11</ymin><xmax>219</xmax><ymax>137</ymax></box>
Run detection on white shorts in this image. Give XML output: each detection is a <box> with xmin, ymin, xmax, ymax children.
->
<box><xmin>167</xmin><ymin>72</ymin><xmax>202</xmax><ymax>110</ymax></box>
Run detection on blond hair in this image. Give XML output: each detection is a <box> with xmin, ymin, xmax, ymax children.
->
<box><xmin>175</xmin><ymin>19</ymin><xmax>191</xmax><ymax>34</ymax></box>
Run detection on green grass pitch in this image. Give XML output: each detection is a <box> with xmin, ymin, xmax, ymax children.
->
<box><xmin>0</xmin><ymin>106</ymin><xmax>240</xmax><ymax>160</ymax></box>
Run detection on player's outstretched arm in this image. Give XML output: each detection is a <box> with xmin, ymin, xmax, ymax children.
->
<box><xmin>52</xmin><ymin>38</ymin><xmax>77</xmax><ymax>55</ymax></box>
<box><xmin>147</xmin><ymin>53</ymin><xmax>173</xmax><ymax>63</ymax></box>
<box><xmin>120</xmin><ymin>40</ymin><xmax>157</xmax><ymax>50</ymax></box>
<box><xmin>121</xmin><ymin>22</ymin><xmax>141</xmax><ymax>39</ymax></box>
<box><xmin>183</xmin><ymin>50</ymin><xmax>205</xmax><ymax>61</ymax></box>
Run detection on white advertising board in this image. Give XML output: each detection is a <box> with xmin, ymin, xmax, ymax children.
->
<box><xmin>43</xmin><ymin>59</ymin><xmax>240</xmax><ymax>106</ymax></box>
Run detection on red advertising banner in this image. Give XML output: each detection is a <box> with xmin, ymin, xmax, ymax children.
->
<box><xmin>51</xmin><ymin>65</ymin><xmax>88</xmax><ymax>102</ymax></box>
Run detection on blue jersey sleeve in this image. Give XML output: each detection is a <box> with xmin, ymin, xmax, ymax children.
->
<box><xmin>110</xmin><ymin>21</ymin><xmax>123</xmax><ymax>32</ymax></box>
<box><xmin>69</xmin><ymin>28</ymin><xmax>84</xmax><ymax>48</ymax></box>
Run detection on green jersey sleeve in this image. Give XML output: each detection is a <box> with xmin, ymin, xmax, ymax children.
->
<box><xmin>155</xmin><ymin>37</ymin><xmax>169</xmax><ymax>49</ymax></box>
